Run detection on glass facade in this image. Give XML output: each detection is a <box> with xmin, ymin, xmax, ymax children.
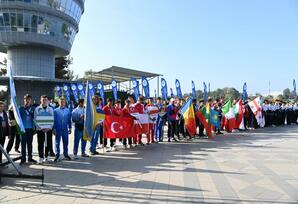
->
<box><xmin>0</xmin><ymin>10</ymin><xmax>76</xmax><ymax>44</ymax></box>
<box><xmin>0</xmin><ymin>0</ymin><xmax>83</xmax><ymax>23</ymax></box>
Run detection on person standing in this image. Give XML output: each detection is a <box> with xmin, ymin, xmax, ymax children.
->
<box><xmin>103</xmin><ymin>98</ymin><xmax>116</xmax><ymax>151</ymax></box>
<box><xmin>89</xmin><ymin>95</ymin><xmax>101</xmax><ymax>155</ymax></box>
<box><xmin>145</xmin><ymin>98</ymin><xmax>158</xmax><ymax>144</ymax></box>
<box><xmin>167</xmin><ymin>98</ymin><xmax>179</xmax><ymax>142</ymax></box>
<box><xmin>0</xmin><ymin>101</ymin><xmax>9</xmax><ymax>164</ymax></box>
<box><xmin>134</xmin><ymin>96</ymin><xmax>146</xmax><ymax>145</ymax></box>
<box><xmin>34</xmin><ymin>95</ymin><xmax>54</xmax><ymax>164</ymax></box>
<box><xmin>19</xmin><ymin>94</ymin><xmax>37</xmax><ymax>164</ymax></box>
<box><xmin>72</xmin><ymin>99</ymin><xmax>89</xmax><ymax>159</ymax></box>
<box><xmin>121</xmin><ymin>99</ymin><xmax>134</xmax><ymax>148</ymax></box>
<box><xmin>6</xmin><ymin>105</ymin><xmax>20</xmax><ymax>154</ymax></box>
<box><xmin>155</xmin><ymin>97</ymin><xmax>164</xmax><ymax>142</ymax></box>
<box><xmin>53</xmin><ymin>98</ymin><xmax>72</xmax><ymax>162</ymax></box>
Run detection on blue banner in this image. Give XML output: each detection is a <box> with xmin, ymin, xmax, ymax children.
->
<box><xmin>294</xmin><ymin>79</ymin><xmax>296</xmax><ymax>94</ymax></box>
<box><xmin>70</xmin><ymin>83</ymin><xmax>79</xmax><ymax>103</ymax></box>
<box><xmin>170</xmin><ymin>88</ymin><xmax>174</xmax><ymax>98</ymax></box>
<box><xmin>161</xmin><ymin>78</ymin><xmax>168</xmax><ymax>100</ymax></box>
<box><xmin>175</xmin><ymin>79</ymin><xmax>183</xmax><ymax>99</ymax></box>
<box><xmin>203</xmin><ymin>82</ymin><xmax>208</xmax><ymax>103</ymax></box>
<box><xmin>208</xmin><ymin>82</ymin><xmax>210</xmax><ymax>94</ymax></box>
<box><xmin>88</xmin><ymin>82</ymin><xmax>95</xmax><ymax>97</ymax></box>
<box><xmin>191</xmin><ymin>81</ymin><xmax>196</xmax><ymax>99</ymax></box>
<box><xmin>55</xmin><ymin>85</ymin><xmax>62</xmax><ymax>98</ymax></box>
<box><xmin>63</xmin><ymin>84</ymin><xmax>70</xmax><ymax>103</ymax></box>
<box><xmin>77</xmin><ymin>83</ymin><xmax>85</xmax><ymax>99</ymax></box>
<box><xmin>111</xmin><ymin>79</ymin><xmax>118</xmax><ymax>100</ymax></box>
<box><xmin>131</xmin><ymin>77</ymin><xmax>140</xmax><ymax>100</ymax></box>
<box><xmin>242</xmin><ymin>82</ymin><xmax>248</xmax><ymax>102</ymax></box>
<box><xmin>97</xmin><ymin>81</ymin><xmax>105</xmax><ymax>104</ymax></box>
<box><xmin>142</xmin><ymin>77</ymin><xmax>150</xmax><ymax>98</ymax></box>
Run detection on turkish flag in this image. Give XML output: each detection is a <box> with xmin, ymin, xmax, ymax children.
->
<box><xmin>104</xmin><ymin>115</ymin><xmax>135</xmax><ymax>139</ymax></box>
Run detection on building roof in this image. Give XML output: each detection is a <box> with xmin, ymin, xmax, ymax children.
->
<box><xmin>0</xmin><ymin>76</ymin><xmax>65</xmax><ymax>85</ymax></box>
<box><xmin>83</xmin><ymin>66</ymin><xmax>162</xmax><ymax>85</ymax></box>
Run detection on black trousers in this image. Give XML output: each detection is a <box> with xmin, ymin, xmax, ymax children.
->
<box><xmin>198</xmin><ymin>121</ymin><xmax>205</xmax><ymax>136</ymax></box>
<box><xmin>37</xmin><ymin>130</ymin><xmax>53</xmax><ymax>159</ymax></box>
<box><xmin>123</xmin><ymin>137</ymin><xmax>132</xmax><ymax>145</ymax></box>
<box><xmin>6</xmin><ymin>127</ymin><xmax>20</xmax><ymax>153</ymax></box>
<box><xmin>168</xmin><ymin>120</ymin><xmax>177</xmax><ymax>140</ymax></box>
<box><xmin>0</xmin><ymin>136</ymin><xmax>6</xmax><ymax>163</ymax></box>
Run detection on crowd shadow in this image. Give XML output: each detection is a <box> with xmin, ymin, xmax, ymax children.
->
<box><xmin>0</xmin><ymin>125</ymin><xmax>297</xmax><ymax>203</ymax></box>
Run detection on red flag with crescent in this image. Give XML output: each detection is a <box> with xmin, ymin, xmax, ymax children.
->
<box><xmin>104</xmin><ymin>115</ymin><xmax>135</xmax><ymax>139</ymax></box>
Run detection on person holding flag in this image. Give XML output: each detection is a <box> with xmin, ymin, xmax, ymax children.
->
<box><xmin>134</xmin><ymin>96</ymin><xmax>146</xmax><ymax>145</ymax></box>
<box><xmin>121</xmin><ymin>99</ymin><xmax>135</xmax><ymax>148</ymax></box>
<box><xmin>89</xmin><ymin>95</ymin><xmax>102</xmax><ymax>155</ymax></box>
<box><xmin>72</xmin><ymin>99</ymin><xmax>89</xmax><ymax>159</ymax></box>
<box><xmin>145</xmin><ymin>98</ymin><xmax>159</xmax><ymax>144</ymax></box>
<box><xmin>103</xmin><ymin>98</ymin><xmax>117</xmax><ymax>152</ymax></box>
<box><xmin>53</xmin><ymin>97</ymin><xmax>72</xmax><ymax>162</ymax></box>
<box><xmin>19</xmin><ymin>94</ymin><xmax>37</xmax><ymax>164</ymax></box>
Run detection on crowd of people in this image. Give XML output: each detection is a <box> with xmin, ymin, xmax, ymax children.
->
<box><xmin>0</xmin><ymin>93</ymin><xmax>297</xmax><ymax>166</ymax></box>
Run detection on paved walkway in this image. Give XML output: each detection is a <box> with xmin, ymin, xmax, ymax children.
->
<box><xmin>1</xmin><ymin>125</ymin><xmax>298</xmax><ymax>203</ymax></box>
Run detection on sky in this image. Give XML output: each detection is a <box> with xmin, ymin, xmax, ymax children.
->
<box><xmin>2</xmin><ymin>0</ymin><xmax>298</xmax><ymax>96</ymax></box>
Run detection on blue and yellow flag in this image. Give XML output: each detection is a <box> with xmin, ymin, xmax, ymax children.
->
<box><xmin>83</xmin><ymin>81</ymin><xmax>105</xmax><ymax>141</ymax></box>
<box><xmin>210</xmin><ymin>109</ymin><xmax>220</xmax><ymax>128</ymax></box>
<box><xmin>180</xmin><ymin>99</ymin><xmax>196</xmax><ymax>136</ymax></box>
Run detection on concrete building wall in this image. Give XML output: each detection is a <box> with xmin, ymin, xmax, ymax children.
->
<box><xmin>7</xmin><ymin>46</ymin><xmax>55</xmax><ymax>78</ymax></box>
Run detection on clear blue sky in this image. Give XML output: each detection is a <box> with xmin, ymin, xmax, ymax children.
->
<box><xmin>69</xmin><ymin>0</ymin><xmax>298</xmax><ymax>96</ymax></box>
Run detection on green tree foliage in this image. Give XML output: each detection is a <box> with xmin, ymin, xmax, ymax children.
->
<box><xmin>0</xmin><ymin>58</ymin><xmax>7</xmax><ymax>76</ymax></box>
<box><xmin>55</xmin><ymin>56</ymin><xmax>77</xmax><ymax>80</ymax></box>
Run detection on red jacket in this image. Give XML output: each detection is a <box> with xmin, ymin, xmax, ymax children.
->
<box><xmin>103</xmin><ymin>105</ymin><xmax>113</xmax><ymax>115</ymax></box>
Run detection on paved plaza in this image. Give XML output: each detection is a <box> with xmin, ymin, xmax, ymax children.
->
<box><xmin>1</xmin><ymin>125</ymin><xmax>298</xmax><ymax>204</ymax></box>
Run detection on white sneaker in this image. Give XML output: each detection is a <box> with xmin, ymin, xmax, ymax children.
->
<box><xmin>43</xmin><ymin>157</ymin><xmax>49</xmax><ymax>162</ymax></box>
<box><xmin>111</xmin><ymin>146</ymin><xmax>117</xmax><ymax>152</ymax></box>
<box><xmin>127</xmin><ymin>144</ymin><xmax>132</xmax><ymax>149</ymax></box>
<box><xmin>38</xmin><ymin>158</ymin><xmax>43</xmax><ymax>164</ymax></box>
<box><xmin>74</xmin><ymin>155</ymin><xmax>79</xmax><ymax>160</ymax></box>
<box><xmin>106</xmin><ymin>147</ymin><xmax>112</xmax><ymax>152</ymax></box>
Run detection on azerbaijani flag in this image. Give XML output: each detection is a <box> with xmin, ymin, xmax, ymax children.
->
<box><xmin>8</xmin><ymin>67</ymin><xmax>25</xmax><ymax>135</ymax></box>
<box><xmin>180</xmin><ymin>99</ymin><xmax>197</xmax><ymax>136</ymax></box>
<box><xmin>222</xmin><ymin>99</ymin><xmax>237</xmax><ymax>132</ymax></box>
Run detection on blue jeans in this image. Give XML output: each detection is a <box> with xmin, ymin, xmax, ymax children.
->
<box><xmin>21</xmin><ymin>128</ymin><xmax>34</xmax><ymax>161</ymax></box>
<box><xmin>90</xmin><ymin>127</ymin><xmax>100</xmax><ymax>153</ymax></box>
<box><xmin>155</xmin><ymin>116</ymin><xmax>163</xmax><ymax>141</ymax></box>
<box><xmin>55</xmin><ymin>130</ymin><xmax>69</xmax><ymax>157</ymax></box>
<box><xmin>73</xmin><ymin>128</ymin><xmax>86</xmax><ymax>156</ymax></box>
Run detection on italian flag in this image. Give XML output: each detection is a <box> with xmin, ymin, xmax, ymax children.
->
<box><xmin>222</xmin><ymin>99</ymin><xmax>237</xmax><ymax>132</ymax></box>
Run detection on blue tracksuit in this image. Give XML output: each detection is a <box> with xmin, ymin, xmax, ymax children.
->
<box><xmin>53</xmin><ymin>107</ymin><xmax>72</xmax><ymax>157</ymax></box>
<box><xmin>19</xmin><ymin>105</ymin><xmax>35</xmax><ymax>161</ymax></box>
<box><xmin>72</xmin><ymin>106</ymin><xmax>86</xmax><ymax>156</ymax></box>
<box><xmin>155</xmin><ymin>103</ymin><xmax>164</xmax><ymax>141</ymax></box>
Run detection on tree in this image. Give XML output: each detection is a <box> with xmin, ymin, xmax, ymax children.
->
<box><xmin>282</xmin><ymin>88</ymin><xmax>291</xmax><ymax>99</ymax></box>
<box><xmin>55</xmin><ymin>55</ymin><xmax>77</xmax><ymax>80</ymax></box>
<box><xmin>0</xmin><ymin>58</ymin><xmax>7</xmax><ymax>76</ymax></box>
